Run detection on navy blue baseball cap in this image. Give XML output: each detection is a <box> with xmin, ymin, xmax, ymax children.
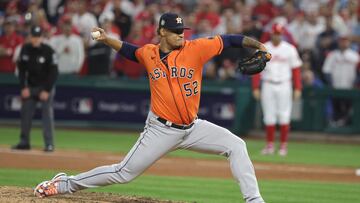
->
<box><xmin>159</xmin><ymin>12</ymin><xmax>189</xmax><ymax>31</ymax></box>
<box><xmin>30</xmin><ymin>25</ymin><xmax>43</xmax><ymax>37</ymax></box>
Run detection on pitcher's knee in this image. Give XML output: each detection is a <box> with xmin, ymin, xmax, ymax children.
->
<box><xmin>112</xmin><ymin>164</ymin><xmax>140</xmax><ymax>184</ymax></box>
<box><xmin>233</xmin><ymin>137</ymin><xmax>246</xmax><ymax>149</ymax></box>
<box><xmin>229</xmin><ymin>138</ymin><xmax>247</xmax><ymax>157</ymax></box>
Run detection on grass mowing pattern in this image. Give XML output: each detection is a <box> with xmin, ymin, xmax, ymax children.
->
<box><xmin>1</xmin><ymin>127</ymin><xmax>360</xmax><ymax>167</ymax></box>
<box><xmin>0</xmin><ymin>168</ymin><xmax>359</xmax><ymax>203</ymax></box>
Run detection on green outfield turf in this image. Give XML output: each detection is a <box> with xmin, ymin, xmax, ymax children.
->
<box><xmin>0</xmin><ymin>168</ymin><xmax>359</xmax><ymax>203</ymax></box>
<box><xmin>1</xmin><ymin>127</ymin><xmax>360</xmax><ymax>167</ymax></box>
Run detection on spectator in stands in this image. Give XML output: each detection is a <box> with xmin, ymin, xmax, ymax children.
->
<box><xmin>90</xmin><ymin>0</ymin><xmax>106</xmax><ymax>22</ymax></box>
<box><xmin>322</xmin><ymin>32</ymin><xmax>360</xmax><ymax>126</ymax></box>
<box><xmin>302</xmin><ymin>68</ymin><xmax>324</xmax><ymax>88</ymax></box>
<box><xmin>71</xmin><ymin>0</ymin><xmax>98</xmax><ymax>48</ymax></box>
<box><xmin>0</xmin><ymin>18</ymin><xmax>23</xmax><ymax>73</ymax></box>
<box><xmin>113</xmin><ymin>22</ymin><xmax>146</xmax><ymax>78</ymax></box>
<box><xmin>313</xmin><ymin>15</ymin><xmax>338</xmax><ymax>84</ymax></box>
<box><xmin>0</xmin><ymin>12</ymin><xmax>4</xmax><ymax>33</ymax></box>
<box><xmin>242</xmin><ymin>16</ymin><xmax>263</xmax><ymax>40</ymax></box>
<box><xmin>86</xmin><ymin>13</ymin><xmax>119</xmax><ymax>76</ymax></box>
<box><xmin>261</xmin><ymin>17</ymin><xmax>297</xmax><ymax>46</ymax></box>
<box><xmin>25</xmin><ymin>0</ymin><xmax>49</xmax><ymax>27</ymax></box>
<box><xmin>103</xmin><ymin>0</ymin><xmax>138</xmax><ymax>18</ymax></box>
<box><xmin>195</xmin><ymin>0</ymin><xmax>221</xmax><ymax>29</ymax></box>
<box><xmin>107</xmin><ymin>0</ymin><xmax>132</xmax><ymax>39</ymax></box>
<box><xmin>4</xmin><ymin>1</ymin><xmax>21</xmax><ymax>21</ymax></box>
<box><xmin>135</xmin><ymin>2</ymin><xmax>158</xmax><ymax>43</ymax></box>
<box><xmin>12</xmin><ymin>26</ymin><xmax>58</xmax><ymax>152</ymax></box>
<box><xmin>252</xmin><ymin>0</ymin><xmax>279</xmax><ymax>26</ymax></box>
<box><xmin>295</xmin><ymin>10</ymin><xmax>325</xmax><ymax>52</ymax></box>
<box><xmin>98</xmin><ymin>11</ymin><xmax>120</xmax><ymax>76</ymax></box>
<box><xmin>281</xmin><ymin>0</ymin><xmax>298</xmax><ymax>23</ymax></box>
<box><xmin>215</xmin><ymin>8</ymin><xmax>241</xmax><ymax>35</ymax></box>
<box><xmin>288</xmin><ymin>10</ymin><xmax>306</xmax><ymax>45</ymax></box>
<box><xmin>42</xmin><ymin>0</ymin><xmax>65</xmax><ymax>26</ymax></box>
<box><xmin>191</xmin><ymin>19</ymin><xmax>213</xmax><ymax>39</ymax></box>
<box><xmin>298</xmin><ymin>0</ymin><xmax>322</xmax><ymax>14</ymax></box>
<box><xmin>49</xmin><ymin>16</ymin><xmax>84</xmax><ymax>75</ymax></box>
<box><xmin>349</xmin><ymin>7</ymin><xmax>360</xmax><ymax>51</ymax></box>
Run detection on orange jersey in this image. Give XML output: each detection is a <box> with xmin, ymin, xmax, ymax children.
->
<box><xmin>135</xmin><ymin>36</ymin><xmax>223</xmax><ymax>125</ymax></box>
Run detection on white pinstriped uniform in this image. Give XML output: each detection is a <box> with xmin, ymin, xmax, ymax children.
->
<box><xmin>260</xmin><ymin>41</ymin><xmax>302</xmax><ymax>125</ymax></box>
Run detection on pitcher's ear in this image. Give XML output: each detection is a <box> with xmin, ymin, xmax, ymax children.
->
<box><xmin>158</xmin><ymin>28</ymin><xmax>165</xmax><ymax>36</ymax></box>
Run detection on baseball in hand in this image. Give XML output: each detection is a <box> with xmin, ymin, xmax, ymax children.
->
<box><xmin>91</xmin><ymin>31</ymin><xmax>101</xmax><ymax>39</ymax></box>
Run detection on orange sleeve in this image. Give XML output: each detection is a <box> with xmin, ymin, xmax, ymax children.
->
<box><xmin>191</xmin><ymin>35</ymin><xmax>223</xmax><ymax>64</ymax></box>
<box><xmin>135</xmin><ymin>47</ymin><xmax>145</xmax><ymax>65</ymax></box>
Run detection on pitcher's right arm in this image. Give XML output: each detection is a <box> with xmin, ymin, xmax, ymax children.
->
<box><xmin>92</xmin><ymin>27</ymin><xmax>139</xmax><ymax>62</ymax></box>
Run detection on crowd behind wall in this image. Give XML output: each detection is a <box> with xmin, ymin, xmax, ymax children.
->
<box><xmin>1</xmin><ymin>0</ymin><xmax>360</xmax><ymax>88</ymax></box>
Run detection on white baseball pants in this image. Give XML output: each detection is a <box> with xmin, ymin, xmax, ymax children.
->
<box><xmin>261</xmin><ymin>81</ymin><xmax>292</xmax><ymax>125</ymax></box>
<box><xmin>57</xmin><ymin>111</ymin><xmax>264</xmax><ymax>203</ymax></box>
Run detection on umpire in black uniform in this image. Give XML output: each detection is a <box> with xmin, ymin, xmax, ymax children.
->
<box><xmin>12</xmin><ymin>25</ymin><xmax>58</xmax><ymax>152</ymax></box>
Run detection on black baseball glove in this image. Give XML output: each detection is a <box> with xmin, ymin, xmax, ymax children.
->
<box><xmin>238</xmin><ymin>51</ymin><xmax>272</xmax><ymax>75</ymax></box>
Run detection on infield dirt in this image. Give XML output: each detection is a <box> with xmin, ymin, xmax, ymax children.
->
<box><xmin>0</xmin><ymin>147</ymin><xmax>359</xmax><ymax>202</ymax></box>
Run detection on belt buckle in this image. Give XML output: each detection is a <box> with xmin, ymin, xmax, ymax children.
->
<box><xmin>165</xmin><ymin>120</ymin><xmax>172</xmax><ymax>127</ymax></box>
<box><xmin>183</xmin><ymin>122</ymin><xmax>193</xmax><ymax>130</ymax></box>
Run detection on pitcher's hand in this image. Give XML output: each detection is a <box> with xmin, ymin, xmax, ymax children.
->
<box><xmin>91</xmin><ymin>27</ymin><xmax>107</xmax><ymax>42</ymax></box>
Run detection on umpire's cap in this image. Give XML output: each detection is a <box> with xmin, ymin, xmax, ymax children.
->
<box><xmin>30</xmin><ymin>25</ymin><xmax>42</xmax><ymax>37</ymax></box>
<box><xmin>159</xmin><ymin>12</ymin><xmax>190</xmax><ymax>31</ymax></box>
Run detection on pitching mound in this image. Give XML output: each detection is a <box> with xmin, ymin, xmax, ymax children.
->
<box><xmin>0</xmin><ymin>186</ymin><xmax>182</xmax><ymax>203</ymax></box>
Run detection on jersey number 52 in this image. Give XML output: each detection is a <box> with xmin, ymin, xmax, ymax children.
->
<box><xmin>183</xmin><ymin>81</ymin><xmax>198</xmax><ymax>97</ymax></box>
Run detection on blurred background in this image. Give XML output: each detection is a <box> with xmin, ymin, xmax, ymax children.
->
<box><xmin>0</xmin><ymin>0</ymin><xmax>360</xmax><ymax>135</ymax></box>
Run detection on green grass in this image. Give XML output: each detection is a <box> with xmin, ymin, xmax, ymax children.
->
<box><xmin>1</xmin><ymin>127</ymin><xmax>360</xmax><ymax>202</ymax></box>
<box><xmin>1</xmin><ymin>127</ymin><xmax>360</xmax><ymax>167</ymax></box>
<box><xmin>0</xmin><ymin>168</ymin><xmax>359</xmax><ymax>203</ymax></box>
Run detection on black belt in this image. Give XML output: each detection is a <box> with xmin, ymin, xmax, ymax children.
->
<box><xmin>157</xmin><ymin>117</ymin><xmax>195</xmax><ymax>130</ymax></box>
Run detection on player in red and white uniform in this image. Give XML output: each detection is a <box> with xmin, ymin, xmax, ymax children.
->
<box><xmin>252</xmin><ymin>24</ymin><xmax>302</xmax><ymax>156</ymax></box>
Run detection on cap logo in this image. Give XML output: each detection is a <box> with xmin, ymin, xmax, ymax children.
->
<box><xmin>35</xmin><ymin>27</ymin><xmax>40</xmax><ymax>32</ymax></box>
<box><xmin>176</xmin><ymin>17</ymin><xmax>182</xmax><ymax>24</ymax></box>
<box><xmin>161</xmin><ymin>20</ymin><xmax>165</xmax><ymax>26</ymax></box>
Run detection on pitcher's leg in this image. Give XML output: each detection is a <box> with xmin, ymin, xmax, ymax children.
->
<box><xmin>57</xmin><ymin>124</ymin><xmax>182</xmax><ymax>194</ymax></box>
<box><xmin>179</xmin><ymin>120</ymin><xmax>264</xmax><ymax>203</ymax></box>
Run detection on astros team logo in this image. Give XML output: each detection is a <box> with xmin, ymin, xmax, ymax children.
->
<box><xmin>176</xmin><ymin>17</ymin><xmax>182</xmax><ymax>24</ymax></box>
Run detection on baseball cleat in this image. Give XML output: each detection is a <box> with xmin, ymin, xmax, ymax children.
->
<box><xmin>34</xmin><ymin>172</ymin><xmax>66</xmax><ymax>198</ymax></box>
<box><xmin>278</xmin><ymin>143</ymin><xmax>288</xmax><ymax>156</ymax></box>
<box><xmin>278</xmin><ymin>147</ymin><xmax>288</xmax><ymax>156</ymax></box>
<box><xmin>261</xmin><ymin>145</ymin><xmax>274</xmax><ymax>155</ymax></box>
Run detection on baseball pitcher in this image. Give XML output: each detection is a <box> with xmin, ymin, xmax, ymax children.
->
<box><xmin>34</xmin><ymin>13</ymin><xmax>271</xmax><ymax>203</ymax></box>
<box><xmin>252</xmin><ymin>24</ymin><xmax>302</xmax><ymax>156</ymax></box>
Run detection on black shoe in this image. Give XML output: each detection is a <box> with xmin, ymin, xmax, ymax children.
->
<box><xmin>44</xmin><ymin>145</ymin><xmax>54</xmax><ymax>152</ymax></box>
<box><xmin>11</xmin><ymin>143</ymin><xmax>31</xmax><ymax>150</ymax></box>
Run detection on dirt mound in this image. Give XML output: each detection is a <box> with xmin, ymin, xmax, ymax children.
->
<box><xmin>0</xmin><ymin>186</ymin><xmax>182</xmax><ymax>203</ymax></box>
